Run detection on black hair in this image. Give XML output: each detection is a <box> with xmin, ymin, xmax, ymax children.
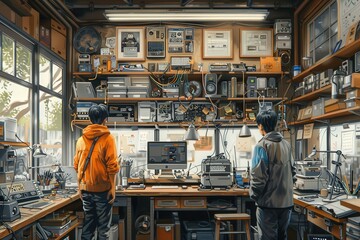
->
<box><xmin>88</xmin><ymin>104</ymin><xmax>109</xmax><ymax>124</ymax></box>
<box><xmin>256</xmin><ymin>109</ymin><xmax>278</xmax><ymax>133</ymax></box>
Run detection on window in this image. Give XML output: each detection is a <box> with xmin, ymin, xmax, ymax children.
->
<box><xmin>39</xmin><ymin>51</ymin><xmax>64</xmax><ymax>167</ymax></box>
<box><xmin>307</xmin><ymin>1</ymin><xmax>337</xmax><ymax>63</ymax></box>
<box><xmin>1</xmin><ymin>19</ymin><xmax>65</xmax><ymax>174</ymax></box>
<box><xmin>39</xmin><ymin>91</ymin><xmax>63</xmax><ymax>167</ymax></box>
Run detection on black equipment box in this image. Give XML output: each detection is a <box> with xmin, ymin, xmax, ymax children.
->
<box><xmin>182</xmin><ymin>221</ymin><xmax>225</xmax><ymax>240</ymax></box>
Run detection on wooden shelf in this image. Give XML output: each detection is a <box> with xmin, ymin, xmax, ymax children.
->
<box><xmin>75</xmin><ymin>97</ymin><xmax>285</xmax><ymax>103</ymax></box>
<box><xmin>72</xmin><ymin>120</ymin><xmax>257</xmax><ymax>127</ymax></box>
<box><xmin>73</xmin><ymin>71</ymin><xmax>287</xmax><ymax>77</ymax></box>
<box><xmin>291</xmin><ymin>38</ymin><xmax>360</xmax><ymax>83</ymax></box>
<box><xmin>0</xmin><ymin>141</ymin><xmax>29</xmax><ymax>148</ymax></box>
<box><xmin>286</xmin><ymin>85</ymin><xmax>331</xmax><ymax>104</ymax></box>
<box><xmin>49</xmin><ymin>219</ymin><xmax>79</xmax><ymax>240</ymax></box>
<box><xmin>288</xmin><ymin>106</ymin><xmax>360</xmax><ymax>126</ymax></box>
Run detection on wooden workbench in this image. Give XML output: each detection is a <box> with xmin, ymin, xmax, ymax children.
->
<box><xmin>0</xmin><ymin>193</ymin><xmax>80</xmax><ymax>240</ymax></box>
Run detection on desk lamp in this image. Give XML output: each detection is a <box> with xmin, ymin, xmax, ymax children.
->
<box><xmin>15</xmin><ymin>134</ymin><xmax>47</xmax><ymax>159</ymax></box>
<box><xmin>308</xmin><ymin>147</ymin><xmax>346</xmax><ymax>202</ymax></box>
<box><xmin>184</xmin><ymin>123</ymin><xmax>199</xmax><ymax>141</ymax></box>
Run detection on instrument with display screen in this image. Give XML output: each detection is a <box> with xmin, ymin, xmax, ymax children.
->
<box><xmin>147</xmin><ymin>141</ymin><xmax>187</xmax><ymax>178</ymax></box>
<box><xmin>0</xmin><ymin>180</ymin><xmax>43</xmax><ymax>203</ymax></box>
<box><xmin>147</xmin><ymin>26</ymin><xmax>166</xmax><ymax>58</ymax></box>
<box><xmin>246</xmin><ymin>77</ymin><xmax>257</xmax><ymax>97</ymax></box>
<box><xmin>108</xmin><ymin>104</ymin><xmax>135</xmax><ymax>122</ymax></box>
<box><xmin>168</xmin><ymin>28</ymin><xmax>194</xmax><ymax>53</ymax></box>
<box><xmin>200</xmin><ymin>154</ymin><xmax>232</xmax><ymax>189</ymax></box>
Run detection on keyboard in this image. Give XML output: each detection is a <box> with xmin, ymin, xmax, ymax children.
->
<box><xmin>21</xmin><ymin>201</ymin><xmax>53</xmax><ymax>209</ymax></box>
<box><xmin>151</xmin><ymin>185</ymin><xmax>179</xmax><ymax>189</ymax></box>
<box><xmin>127</xmin><ymin>184</ymin><xmax>146</xmax><ymax>190</ymax></box>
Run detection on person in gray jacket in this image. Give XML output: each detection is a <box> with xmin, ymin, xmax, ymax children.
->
<box><xmin>250</xmin><ymin>110</ymin><xmax>296</xmax><ymax>240</ymax></box>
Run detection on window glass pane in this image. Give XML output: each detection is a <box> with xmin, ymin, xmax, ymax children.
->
<box><xmin>314</xmin><ymin>9</ymin><xmax>329</xmax><ymax>37</ymax></box>
<box><xmin>315</xmin><ymin>30</ymin><xmax>329</xmax><ymax>48</ymax></box>
<box><xmin>2</xmin><ymin>34</ymin><xmax>15</xmax><ymax>75</ymax></box>
<box><xmin>39</xmin><ymin>91</ymin><xmax>63</xmax><ymax>167</ymax></box>
<box><xmin>315</xmin><ymin>41</ymin><xmax>329</xmax><ymax>62</ymax></box>
<box><xmin>0</xmin><ymin>76</ymin><xmax>32</xmax><ymax>140</ymax></box>
<box><xmin>309</xmin><ymin>22</ymin><xmax>314</xmax><ymax>42</ymax></box>
<box><xmin>330</xmin><ymin>35</ymin><xmax>338</xmax><ymax>53</ymax></box>
<box><xmin>16</xmin><ymin>44</ymin><xmax>31</xmax><ymax>82</ymax></box>
<box><xmin>52</xmin><ymin>64</ymin><xmax>62</xmax><ymax>94</ymax></box>
<box><xmin>39</xmin><ymin>55</ymin><xmax>51</xmax><ymax>88</ymax></box>
<box><xmin>330</xmin><ymin>2</ymin><xmax>337</xmax><ymax>25</ymax></box>
<box><xmin>330</xmin><ymin>22</ymin><xmax>338</xmax><ymax>36</ymax></box>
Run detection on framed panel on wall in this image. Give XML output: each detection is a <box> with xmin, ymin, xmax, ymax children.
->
<box><xmin>116</xmin><ymin>27</ymin><xmax>146</xmax><ymax>61</ymax></box>
<box><xmin>240</xmin><ymin>27</ymin><xmax>273</xmax><ymax>57</ymax></box>
<box><xmin>202</xmin><ymin>29</ymin><xmax>233</xmax><ymax>59</ymax></box>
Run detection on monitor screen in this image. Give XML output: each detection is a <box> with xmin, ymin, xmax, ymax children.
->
<box><xmin>147</xmin><ymin>141</ymin><xmax>187</xmax><ymax>170</ymax></box>
<box><xmin>307</xmin><ymin>234</ymin><xmax>334</xmax><ymax>240</ymax></box>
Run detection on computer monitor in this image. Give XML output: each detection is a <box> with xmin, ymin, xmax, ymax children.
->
<box><xmin>147</xmin><ymin>141</ymin><xmax>187</xmax><ymax>178</ymax></box>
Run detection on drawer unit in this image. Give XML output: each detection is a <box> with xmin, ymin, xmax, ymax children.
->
<box><xmin>154</xmin><ymin>198</ymin><xmax>180</xmax><ymax>209</ymax></box>
<box><xmin>181</xmin><ymin>197</ymin><xmax>207</xmax><ymax>208</ymax></box>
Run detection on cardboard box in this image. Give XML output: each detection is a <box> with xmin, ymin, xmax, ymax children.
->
<box><xmin>0</xmin><ymin>2</ymin><xmax>16</xmax><ymax>23</ymax></box>
<box><xmin>51</xmin><ymin>19</ymin><xmax>66</xmax><ymax>36</ymax></box>
<box><xmin>22</xmin><ymin>8</ymin><xmax>40</xmax><ymax>40</ymax></box>
<box><xmin>260</xmin><ymin>57</ymin><xmax>282</xmax><ymax>72</ymax></box>
<box><xmin>325</xmin><ymin>102</ymin><xmax>346</xmax><ymax>113</ymax></box>
<box><xmin>51</xmin><ymin>29</ymin><xmax>66</xmax><ymax>59</ymax></box>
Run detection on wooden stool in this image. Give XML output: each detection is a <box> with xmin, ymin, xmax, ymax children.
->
<box><xmin>214</xmin><ymin>213</ymin><xmax>251</xmax><ymax>240</ymax></box>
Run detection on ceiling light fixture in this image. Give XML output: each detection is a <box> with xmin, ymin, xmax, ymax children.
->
<box><xmin>104</xmin><ymin>9</ymin><xmax>269</xmax><ymax>22</ymax></box>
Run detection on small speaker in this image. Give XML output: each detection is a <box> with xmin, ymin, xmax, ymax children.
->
<box><xmin>205</xmin><ymin>73</ymin><xmax>218</xmax><ymax>96</ymax></box>
<box><xmin>277</xmin><ymin>50</ymin><xmax>291</xmax><ymax>72</ymax></box>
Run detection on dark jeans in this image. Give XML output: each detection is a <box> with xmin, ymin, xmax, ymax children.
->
<box><xmin>256</xmin><ymin>207</ymin><xmax>292</xmax><ymax>240</ymax></box>
<box><xmin>81</xmin><ymin>191</ymin><xmax>112</xmax><ymax>240</ymax></box>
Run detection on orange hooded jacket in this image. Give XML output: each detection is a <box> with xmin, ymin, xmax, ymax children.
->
<box><xmin>74</xmin><ymin>124</ymin><xmax>119</xmax><ymax>192</ymax></box>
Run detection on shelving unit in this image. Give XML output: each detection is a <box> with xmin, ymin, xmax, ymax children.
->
<box><xmin>291</xmin><ymin>38</ymin><xmax>360</xmax><ymax>84</ymax></box>
<box><xmin>72</xmin><ymin>71</ymin><xmax>287</xmax><ymax>128</ymax></box>
<box><xmin>288</xmin><ymin>106</ymin><xmax>360</xmax><ymax>126</ymax></box>
<box><xmin>0</xmin><ymin>141</ymin><xmax>29</xmax><ymax>148</ymax></box>
<box><xmin>287</xmin><ymin>38</ymin><xmax>360</xmax><ymax>126</ymax></box>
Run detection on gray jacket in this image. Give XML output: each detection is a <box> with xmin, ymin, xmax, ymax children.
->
<box><xmin>250</xmin><ymin>131</ymin><xmax>296</xmax><ymax>208</ymax></box>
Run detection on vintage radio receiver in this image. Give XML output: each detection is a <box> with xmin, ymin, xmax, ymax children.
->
<box><xmin>0</xmin><ymin>180</ymin><xmax>43</xmax><ymax>203</ymax></box>
<box><xmin>274</xmin><ymin>19</ymin><xmax>292</xmax><ymax>34</ymax></box>
<box><xmin>232</xmin><ymin>63</ymin><xmax>247</xmax><ymax>72</ymax></box>
<box><xmin>275</xmin><ymin>34</ymin><xmax>291</xmax><ymax>50</ymax></box>
<box><xmin>173</xmin><ymin>102</ymin><xmax>215</xmax><ymax>122</ymax></box>
<box><xmin>108</xmin><ymin>104</ymin><xmax>135</xmax><ymax>122</ymax></box>
<box><xmin>209</xmin><ymin>63</ymin><xmax>231</xmax><ymax>72</ymax></box>
<box><xmin>170</xmin><ymin>56</ymin><xmax>192</xmax><ymax>70</ymax></box>
<box><xmin>200</xmin><ymin>154</ymin><xmax>232</xmax><ymax>189</ymax></box>
<box><xmin>147</xmin><ymin>27</ymin><xmax>166</xmax><ymax>58</ymax></box>
<box><xmin>76</xmin><ymin>102</ymin><xmax>96</xmax><ymax>120</ymax></box>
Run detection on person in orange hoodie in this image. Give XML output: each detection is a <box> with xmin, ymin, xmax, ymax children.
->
<box><xmin>74</xmin><ymin>103</ymin><xmax>120</xmax><ymax>240</ymax></box>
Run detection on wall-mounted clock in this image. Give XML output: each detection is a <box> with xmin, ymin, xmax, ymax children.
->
<box><xmin>73</xmin><ymin>27</ymin><xmax>102</xmax><ymax>54</ymax></box>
